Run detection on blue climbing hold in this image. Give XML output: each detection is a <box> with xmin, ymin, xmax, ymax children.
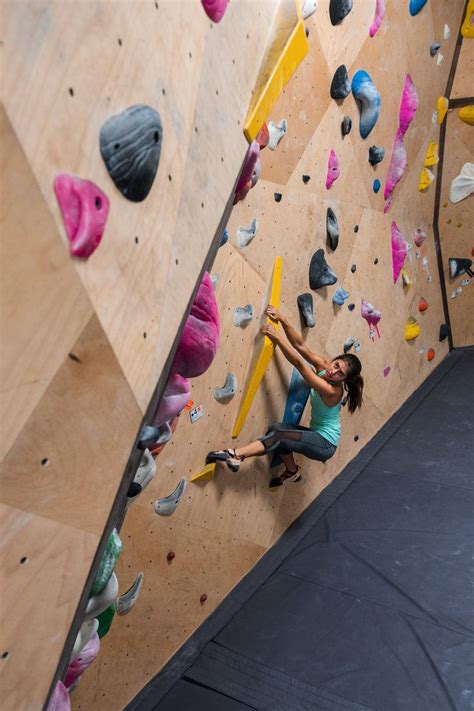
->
<box><xmin>373</xmin><ymin>178</ymin><xmax>381</xmax><ymax>193</ymax></box>
<box><xmin>332</xmin><ymin>287</ymin><xmax>349</xmax><ymax>306</ymax></box>
<box><xmin>409</xmin><ymin>0</ymin><xmax>428</xmax><ymax>16</ymax></box>
<box><xmin>219</xmin><ymin>228</ymin><xmax>229</xmax><ymax>248</ymax></box>
<box><xmin>351</xmin><ymin>70</ymin><xmax>381</xmax><ymax>139</ymax></box>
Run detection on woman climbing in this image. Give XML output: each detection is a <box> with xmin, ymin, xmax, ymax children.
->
<box><xmin>206</xmin><ymin>305</ymin><xmax>364</xmax><ymax>489</ymax></box>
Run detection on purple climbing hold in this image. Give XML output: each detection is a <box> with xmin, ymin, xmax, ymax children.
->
<box><xmin>326</xmin><ymin>149</ymin><xmax>340</xmax><ymax>189</ymax></box>
<box><xmin>201</xmin><ymin>0</ymin><xmax>228</xmax><ymax>23</ymax></box>
<box><xmin>152</xmin><ymin>373</ymin><xmax>191</xmax><ymax>427</ymax></box>
<box><xmin>391</xmin><ymin>221</ymin><xmax>408</xmax><ymax>283</ymax></box>
<box><xmin>234</xmin><ymin>141</ymin><xmax>260</xmax><ymax>205</ymax></box>
<box><xmin>361</xmin><ymin>298</ymin><xmax>382</xmax><ymax>339</ymax></box>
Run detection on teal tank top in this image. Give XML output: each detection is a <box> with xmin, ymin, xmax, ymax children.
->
<box><xmin>309</xmin><ymin>370</ymin><xmax>341</xmax><ymax>446</ymax></box>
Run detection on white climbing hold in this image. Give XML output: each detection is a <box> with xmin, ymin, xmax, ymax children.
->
<box><xmin>268</xmin><ymin>119</ymin><xmax>288</xmax><ymax>150</ymax></box>
<box><xmin>302</xmin><ymin>0</ymin><xmax>318</xmax><ymax>20</ymax></box>
<box><xmin>85</xmin><ymin>573</ymin><xmax>119</xmax><ymax>620</ymax></box>
<box><xmin>444</xmin><ymin>24</ymin><xmax>450</xmax><ymax>39</ymax></box>
<box><xmin>461</xmin><ymin>278</ymin><xmax>471</xmax><ymax>286</ymax></box>
<box><xmin>432</xmin><ymin>110</ymin><xmax>438</xmax><ymax>125</ymax></box>
<box><xmin>128</xmin><ymin>449</ymin><xmax>156</xmax><ymax>504</ymax></box>
<box><xmin>214</xmin><ymin>372</ymin><xmax>237</xmax><ymax>401</ymax></box>
<box><xmin>450</xmin><ymin>287</ymin><xmax>462</xmax><ymax>299</ymax></box>
<box><xmin>116</xmin><ymin>573</ymin><xmax>144</xmax><ymax>616</ymax></box>
<box><xmin>437</xmin><ymin>53</ymin><xmax>444</xmax><ymax>65</ymax></box>
<box><xmin>450</xmin><ymin>163</ymin><xmax>474</xmax><ymax>203</ymax></box>
<box><xmin>210</xmin><ymin>273</ymin><xmax>220</xmax><ymax>290</ymax></box>
<box><xmin>237</xmin><ymin>218</ymin><xmax>259</xmax><ymax>248</ymax></box>
<box><xmin>155</xmin><ymin>478</ymin><xmax>186</xmax><ymax>516</ymax></box>
<box><xmin>354</xmin><ymin>340</ymin><xmax>361</xmax><ymax>353</ymax></box>
<box><xmin>71</xmin><ymin>619</ymin><xmax>99</xmax><ymax>662</ymax></box>
<box><xmin>233</xmin><ymin>304</ymin><xmax>254</xmax><ymax>327</ymax></box>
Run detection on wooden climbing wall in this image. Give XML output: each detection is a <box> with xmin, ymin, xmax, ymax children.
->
<box><xmin>69</xmin><ymin>2</ymin><xmax>467</xmax><ymax>710</ymax></box>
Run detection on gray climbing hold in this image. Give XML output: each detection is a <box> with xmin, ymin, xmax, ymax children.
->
<box><xmin>220</xmin><ymin>229</ymin><xmax>229</xmax><ymax>247</ymax></box>
<box><xmin>128</xmin><ymin>449</ymin><xmax>156</xmax><ymax>502</ymax></box>
<box><xmin>155</xmin><ymin>478</ymin><xmax>186</xmax><ymax>516</ymax></box>
<box><xmin>430</xmin><ymin>42</ymin><xmax>441</xmax><ymax>56</ymax></box>
<box><xmin>297</xmin><ymin>293</ymin><xmax>315</xmax><ymax>328</ymax></box>
<box><xmin>326</xmin><ymin>207</ymin><xmax>339</xmax><ymax>251</ymax></box>
<box><xmin>116</xmin><ymin>573</ymin><xmax>144</xmax><ymax>616</ymax></box>
<box><xmin>369</xmin><ymin>146</ymin><xmax>385</xmax><ymax>166</ymax></box>
<box><xmin>343</xmin><ymin>337</ymin><xmax>355</xmax><ymax>353</ymax></box>
<box><xmin>71</xmin><ymin>619</ymin><xmax>99</xmax><ymax>662</ymax></box>
<box><xmin>330</xmin><ymin>65</ymin><xmax>351</xmax><ymax>99</ymax></box>
<box><xmin>329</xmin><ymin>0</ymin><xmax>353</xmax><ymax>24</ymax></box>
<box><xmin>341</xmin><ymin>115</ymin><xmax>352</xmax><ymax>136</ymax></box>
<box><xmin>99</xmin><ymin>105</ymin><xmax>163</xmax><ymax>202</ymax></box>
<box><xmin>302</xmin><ymin>174</ymin><xmax>311</xmax><ymax>184</ymax></box>
<box><xmin>309</xmin><ymin>249</ymin><xmax>337</xmax><ymax>290</ymax></box>
<box><xmin>449</xmin><ymin>258</ymin><xmax>473</xmax><ymax>279</ymax></box>
<box><xmin>214</xmin><ymin>372</ymin><xmax>237</xmax><ymax>401</ymax></box>
<box><xmin>354</xmin><ymin>340</ymin><xmax>361</xmax><ymax>352</ymax></box>
<box><xmin>233</xmin><ymin>304</ymin><xmax>254</xmax><ymax>327</ymax></box>
<box><xmin>332</xmin><ymin>287</ymin><xmax>349</xmax><ymax>306</ymax></box>
<box><xmin>138</xmin><ymin>423</ymin><xmax>171</xmax><ymax>450</ymax></box>
<box><xmin>237</xmin><ymin>218</ymin><xmax>259</xmax><ymax>248</ymax></box>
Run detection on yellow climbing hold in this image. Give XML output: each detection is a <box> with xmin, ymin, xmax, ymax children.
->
<box><xmin>243</xmin><ymin>1</ymin><xmax>308</xmax><ymax>141</ymax></box>
<box><xmin>424</xmin><ymin>143</ymin><xmax>439</xmax><ymax>167</ymax></box>
<box><xmin>461</xmin><ymin>0</ymin><xmax>474</xmax><ymax>38</ymax></box>
<box><xmin>232</xmin><ymin>256</ymin><xmax>282</xmax><ymax>437</ymax></box>
<box><xmin>437</xmin><ymin>97</ymin><xmax>449</xmax><ymax>124</ymax></box>
<box><xmin>418</xmin><ymin>168</ymin><xmax>435</xmax><ymax>192</ymax></box>
<box><xmin>401</xmin><ymin>268</ymin><xmax>412</xmax><ymax>287</ymax></box>
<box><xmin>459</xmin><ymin>106</ymin><xmax>474</xmax><ymax>126</ymax></box>
<box><xmin>191</xmin><ymin>463</ymin><xmax>216</xmax><ymax>483</ymax></box>
<box><xmin>405</xmin><ymin>317</ymin><xmax>421</xmax><ymax>341</ymax></box>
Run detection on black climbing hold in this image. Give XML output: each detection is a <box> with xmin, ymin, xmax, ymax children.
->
<box><xmin>297</xmin><ymin>293</ymin><xmax>315</xmax><ymax>328</ymax></box>
<box><xmin>305</xmin><ymin>27</ymin><xmax>310</xmax><ymax>38</ymax></box>
<box><xmin>329</xmin><ymin>0</ymin><xmax>353</xmax><ymax>25</ymax></box>
<box><xmin>351</xmin><ymin>264</ymin><xmax>356</xmax><ymax>273</ymax></box>
<box><xmin>449</xmin><ymin>257</ymin><xmax>473</xmax><ymax>279</ymax></box>
<box><xmin>326</xmin><ymin>207</ymin><xmax>339</xmax><ymax>251</ymax></box>
<box><xmin>439</xmin><ymin>323</ymin><xmax>450</xmax><ymax>341</ymax></box>
<box><xmin>99</xmin><ymin>104</ymin><xmax>163</xmax><ymax>202</ymax></box>
<box><xmin>430</xmin><ymin>42</ymin><xmax>441</xmax><ymax>56</ymax></box>
<box><xmin>274</xmin><ymin>192</ymin><xmax>282</xmax><ymax>202</ymax></box>
<box><xmin>348</xmin><ymin>303</ymin><xmax>355</xmax><ymax>311</ymax></box>
<box><xmin>354</xmin><ymin>225</ymin><xmax>359</xmax><ymax>233</ymax></box>
<box><xmin>354</xmin><ymin>435</ymin><xmax>359</xmax><ymax>442</ymax></box>
<box><xmin>374</xmin><ymin>257</ymin><xmax>379</xmax><ymax>265</ymax></box>
<box><xmin>330</xmin><ymin>65</ymin><xmax>351</xmax><ymax>99</ymax></box>
<box><xmin>302</xmin><ymin>175</ymin><xmax>311</xmax><ymax>184</ymax></box>
<box><xmin>369</xmin><ymin>146</ymin><xmax>385</xmax><ymax>166</ymax></box>
<box><xmin>127</xmin><ymin>482</ymin><xmax>142</xmax><ymax>498</ymax></box>
<box><xmin>341</xmin><ymin>115</ymin><xmax>352</xmax><ymax>136</ymax></box>
<box><xmin>309</xmin><ymin>249</ymin><xmax>337</xmax><ymax>290</ymax></box>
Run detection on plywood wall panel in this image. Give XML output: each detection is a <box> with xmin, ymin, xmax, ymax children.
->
<box><xmin>451</xmin><ymin>39</ymin><xmax>474</xmax><ymax>98</ymax></box>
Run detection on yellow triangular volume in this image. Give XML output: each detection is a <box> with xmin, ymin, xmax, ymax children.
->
<box><xmin>190</xmin><ymin>463</ymin><xmax>216</xmax><ymax>483</ymax></box>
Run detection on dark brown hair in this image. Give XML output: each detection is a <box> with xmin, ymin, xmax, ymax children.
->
<box><xmin>335</xmin><ymin>353</ymin><xmax>363</xmax><ymax>413</ymax></box>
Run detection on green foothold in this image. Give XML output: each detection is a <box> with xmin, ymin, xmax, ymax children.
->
<box><xmin>96</xmin><ymin>604</ymin><xmax>116</xmax><ymax>638</ymax></box>
<box><xmin>90</xmin><ymin>528</ymin><xmax>122</xmax><ymax>597</ymax></box>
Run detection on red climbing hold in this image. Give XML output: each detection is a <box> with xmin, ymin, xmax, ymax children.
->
<box><xmin>427</xmin><ymin>348</ymin><xmax>435</xmax><ymax>361</ymax></box>
<box><xmin>200</xmin><ymin>594</ymin><xmax>208</xmax><ymax>605</ymax></box>
<box><xmin>256</xmin><ymin>123</ymin><xmax>270</xmax><ymax>150</ymax></box>
<box><xmin>201</xmin><ymin>0</ymin><xmax>228</xmax><ymax>23</ymax></box>
<box><xmin>54</xmin><ymin>174</ymin><xmax>110</xmax><ymax>258</ymax></box>
<box><xmin>418</xmin><ymin>297</ymin><xmax>428</xmax><ymax>312</ymax></box>
<box><xmin>167</xmin><ymin>551</ymin><xmax>176</xmax><ymax>563</ymax></box>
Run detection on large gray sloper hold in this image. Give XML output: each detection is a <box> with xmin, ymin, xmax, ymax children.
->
<box><xmin>329</xmin><ymin>0</ymin><xmax>353</xmax><ymax>25</ymax></box>
<box><xmin>309</xmin><ymin>249</ymin><xmax>338</xmax><ymax>289</ymax></box>
<box><xmin>155</xmin><ymin>478</ymin><xmax>186</xmax><ymax>516</ymax></box>
<box><xmin>100</xmin><ymin>105</ymin><xmax>163</xmax><ymax>202</ymax></box>
<box><xmin>214</xmin><ymin>372</ymin><xmax>237</xmax><ymax>401</ymax></box>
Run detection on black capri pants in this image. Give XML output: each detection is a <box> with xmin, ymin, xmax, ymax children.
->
<box><xmin>259</xmin><ymin>422</ymin><xmax>337</xmax><ymax>462</ymax></box>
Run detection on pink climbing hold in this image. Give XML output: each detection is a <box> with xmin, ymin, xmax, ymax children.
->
<box><xmin>369</xmin><ymin>0</ymin><xmax>385</xmax><ymax>36</ymax></box>
<box><xmin>383</xmin><ymin>75</ymin><xmax>419</xmax><ymax>212</ymax></box>
<box><xmin>326</xmin><ymin>149</ymin><xmax>340</xmax><ymax>189</ymax></box>
<box><xmin>46</xmin><ymin>682</ymin><xmax>70</xmax><ymax>711</ymax></box>
<box><xmin>65</xmin><ymin>633</ymin><xmax>100</xmax><ymax>690</ymax></box>
<box><xmin>54</xmin><ymin>174</ymin><xmax>110</xmax><ymax>258</ymax></box>
<box><xmin>171</xmin><ymin>272</ymin><xmax>220</xmax><ymax>379</ymax></box>
<box><xmin>391</xmin><ymin>221</ymin><xmax>408</xmax><ymax>283</ymax></box>
<box><xmin>234</xmin><ymin>141</ymin><xmax>260</xmax><ymax>205</ymax></box>
<box><xmin>361</xmin><ymin>299</ymin><xmax>381</xmax><ymax>339</ymax></box>
<box><xmin>383</xmin><ymin>366</ymin><xmax>391</xmax><ymax>377</ymax></box>
<box><xmin>152</xmin><ymin>372</ymin><xmax>191</xmax><ymax>427</ymax></box>
<box><xmin>201</xmin><ymin>0</ymin><xmax>228</xmax><ymax>22</ymax></box>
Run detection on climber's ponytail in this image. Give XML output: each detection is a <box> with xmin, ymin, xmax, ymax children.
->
<box><xmin>335</xmin><ymin>353</ymin><xmax>364</xmax><ymax>414</ymax></box>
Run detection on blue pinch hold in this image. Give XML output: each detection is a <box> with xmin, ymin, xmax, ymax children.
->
<box><xmin>332</xmin><ymin>287</ymin><xmax>350</xmax><ymax>306</ymax></box>
<box><xmin>373</xmin><ymin>178</ymin><xmax>381</xmax><ymax>193</ymax></box>
<box><xmin>219</xmin><ymin>228</ymin><xmax>229</xmax><ymax>248</ymax></box>
<box><xmin>409</xmin><ymin>0</ymin><xmax>428</xmax><ymax>16</ymax></box>
<box><xmin>351</xmin><ymin>70</ymin><xmax>381</xmax><ymax>139</ymax></box>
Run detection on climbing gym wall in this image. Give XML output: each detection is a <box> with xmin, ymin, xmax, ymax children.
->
<box><xmin>69</xmin><ymin>2</ymin><xmax>469</xmax><ymax>710</ymax></box>
<box><xmin>0</xmin><ymin>1</ymin><xmax>290</xmax><ymax>708</ymax></box>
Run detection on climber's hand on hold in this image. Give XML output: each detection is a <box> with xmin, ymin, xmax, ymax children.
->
<box><xmin>260</xmin><ymin>324</ymin><xmax>280</xmax><ymax>343</ymax></box>
<box><xmin>265</xmin><ymin>304</ymin><xmax>283</xmax><ymax>323</ymax></box>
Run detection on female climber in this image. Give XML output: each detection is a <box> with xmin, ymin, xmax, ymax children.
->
<box><xmin>206</xmin><ymin>305</ymin><xmax>364</xmax><ymax>489</ymax></box>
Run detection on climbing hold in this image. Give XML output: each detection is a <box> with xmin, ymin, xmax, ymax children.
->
<box><xmin>167</xmin><ymin>551</ymin><xmax>176</xmax><ymax>562</ymax></box>
<box><xmin>237</xmin><ymin>218</ymin><xmax>259</xmax><ymax>248</ymax></box>
<box><xmin>369</xmin><ymin>0</ymin><xmax>385</xmax><ymax>36</ymax></box>
<box><xmin>384</xmin><ymin>75</ymin><xmax>418</xmax><ymax>212</ymax></box>
<box><xmin>369</xmin><ymin>146</ymin><xmax>385</xmax><ymax>166</ymax></box>
<box><xmin>400</xmin><ymin>268</ymin><xmax>412</xmax><ymax>287</ymax></box>
<box><xmin>439</xmin><ymin>323</ymin><xmax>450</xmax><ymax>341</ymax></box>
<box><xmin>220</xmin><ymin>229</ymin><xmax>229</xmax><ymax>248</ymax></box>
<box><xmin>85</xmin><ymin>573</ymin><xmax>118</xmax><ymax>620</ymax></box>
<box><xmin>332</xmin><ymin>287</ymin><xmax>349</xmax><ymax>306</ymax></box>
<box><xmin>116</xmin><ymin>573</ymin><xmax>144</xmax><ymax>616</ymax></box>
<box><xmin>155</xmin><ymin>478</ymin><xmax>186</xmax><ymax>516</ymax></box>
<box><xmin>274</xmin><ymin>192</ymin><xmax>283</xmax><ymax>202</ymax></box>
<box><xmin>430</xmin><ymin>42</ymin><xmax>441</xmax><ymax>56</ymax></box>
<box><xmin>65</xmin><ymin>633</ymin><xmax>100</xmax><ymax>690</ymax></box>
<box><xmin>437</xmin><ymin>53</ymin><xmax>444</xmax><ymax>66</ymax></box>
<box><xmin>233</xmin><ymin>304</ymin><xmax>254</xmax><ymax>327</ymax></box>
<box><xmin>302</xmin><ymin>0</ymin><xmax>319</xmax><ymax>19</ymax></box>
<box><xmin>200</xmin><ymin>594</ymin><xmax>208</xmax><ymax>605</ymax></box>
<box><xmin>47</xmin><ymin>682</ymin><xmax>71</xmax><ymax>710</ymax></box>
<box><xmin>309</xmin><ymin>249</ymin><xmax>337</xmax><ymax>289</ymax></box>
<box><xmin>210</xmin><ymin>274</ymin><xmax>219</xmax><ymax>290</ymax></box>
<box><xmin>341</xmin><ymin>115</ymin><xmax>352</xmax><ymax>136</ymax></box>
<box><xmin>437</xmin><ymin>96</ymin><xmax>449</xmax><ymax>124</ymax></box>
<box><xmin>414</xmin><ymin>228</ymin><xmax>426</xmax><ymax>247</ymax></box>
<box><xmin>383</xmin><ymin>366</ymin><xmax>391</xmax><ymax>377</ymax></box>
<box><xmin>302</xmin><ymin>174</ymin><xmax>311</xmax><ymax>183</ymax></box>
<box><xmin>451</xmin><ymin>287</ymin><xmax>462</xmax><ymax>299</ymax></box>
<box><xmin>418</xmin><ymin>168</ymin><xmax>435</xmax><ymax>192</ymax></box>
<box><xmin>127</xmin><ymin>449</ymin><xmax>156</xmax><ymax>503</ymax></box>
<box><xmin>138</xmin><ymin>424</ymin><xmax>170</xmax><ymax>450</ymax></box>
<box><xmin>351</xmin><ymin>70</ymin><xmax>381</xmax><ymax>139</ymax></box>
<box><xmin>343</xmin><ymin>337</ymin><xmax>355</xmax><ymax>353</ymax></box>
<box><xmin>449</xmin><ymin>258</ymin><xmax>473</xmax><ymax>279</ymax></box>
<box><xmin>354</xmin><ymin>225</ymin><xmax>359</xmax><ymax>233</ymax></box>
<box><xmin>374</xmin><ymin>258</ymin><xmax>379</xmax><ymax>264</ymax></box>
<box><xmin>99</xmin><ymin>105</ymin><xmax>162</xmax><ymax>202</ymax></box>
<box><xmin>391</xmin><ymin>221</ymin><xmax>408</xmax><ymax>284</ymax></box>
<box><xmin>373</xmin><ymin>179</ymin><xmax>381</xmax><ymax>193</ymax></box>
<box><xmin>326</xmin><ymin>149</ymin><xmax>340</xmax><ymax>189</ymax></box>
<box><xmin>405</xmin><ymin>316</ymin><xmax>421</xmax><ymax>341</ymax></box>
<box><xmin>424</xmin><ymin>142</ymin><xmax>439</xmax><ymax>167</ymax></box>
<box><xmin>354</xmin><ymin>435</ymin><xmax>360</xmax><ymax>442</ymax></box>
<box><xmin>201</xmin><ymin>0</ymin><xmax>228</xmax><ymax>22</ymax></box>
<box><xmin>191</xmin><ymin>462</ymin><xmax>216</xmax><ymax>482</ymax></box>
<box><xmin>348</xmin><ymin>303</ymin><xmax>355</xmax><ymax>311</ymax></box>
<box><xmin>90</xmin><ymin>529</ymin><xmax>122</xmax><ymax>597</ymax></box>
<box><xmin>361</xmin><ymin>299</ymin><xmax>381</xmax><ymax>338</ymax></box>
<box><xmin>53</xmin><ymin>174</ymin><xmax>110</xmax><ymax>259</ymax></box>
<box><xmin>351</xmin><ymin>264</ymin><xmax>356</xmax><ymax>273</ymax></box>
<box><xmin>461</xmin><ymin>0</ymin><xmax>474</xmax><ymax>37</ymax></box>
<box><xmin>234</xmin><ymin>141</ymin><xmax>260</xmax><ymax>204</ymax></box>
<box><xmin>409</xmin><ymin>0</ymin><xmax>428</xmax><ymax>16</ymax></box>
<box><xmin>418</xmin><ymin>297</ymin><xmax>428</xmax><ymax>312</ymax></box>
<box><xmin>71</xmin><ymin>619</ymin><xmax>99</xmax><ymax>661</ymax></box>
<box><xmin>268</xmin><ymin>119</ymin><xmax>288</xmax><ymax>150</ymax></box>
<box><xmin>329</xmin><ymin>0</ymin><xmax>353</xmax><ymax>25</ymax></box>
<box><xmin>426</xmin><ymin>348</ymin><xmax>435</xmax><ymax>361</ymax></box>
<box><xmin>256</xmin><ymin>122</ymin><xmax>270</xmax><ymax>149</ymax></box>
<box><xmin>326</xmin><ymin>207</ymin><xmax>339</xmax><ymax>250</ymax></box>
<box><xmin>214</xmin><ymin>372</ymin><xmax>237</xmax><ymax>401</ymax></box>
<box><xmin>354</xmin><ymin>340</ymin><xmax>361</xmax><ymax>352</ymax></box>
<box><xmin>450</xmin><ymin>163</ymin><xmax>474</xmax><ymax>203</ymax></box>
<box><xmin>444</xmin><ymin>24</ymin><xmax>450</xmax><ymax>39</ymax></box>
<box><xmin>330</xmin><ymin>65</ymin><xmax>351</xmax><ymax>100</ymax></box>
<box><xmin>172</xmin><ymin>272</ymin><xmax>219</xmax><ymax>378</ymax></box>
<box><xmin>297</xmin><ymin>292</ymin><xmax>315</xmax><ymax>328</ymax></box>
<box><xmin>459</xmin><ymin>106</ymin><xmax>474</xmax><ymax>126</ymax></box>
<box><xmin>153</xmin><ymin>372</ymin><xmax>191</xmax><ymax>427</ymax></box>
<box><xmin>96</xmin><ymin>605</ymin><xmax>115</xmax><ymax>639</ymax></box>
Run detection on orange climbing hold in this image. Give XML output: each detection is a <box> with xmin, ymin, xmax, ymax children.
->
<box><xmin>427</xmin><ymin>348</ymin><xmax>435</xmax><ymax>361</ymax></box>
<box><xmin>418</xmin><ymin>297</ymin><xmax>428</xmax><ymax>312</ymax></box>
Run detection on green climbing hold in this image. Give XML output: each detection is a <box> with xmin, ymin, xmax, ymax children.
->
<box><xmin>96</xmin><ymin>604</ymin><xmax>116</xmax><ymax>638</ymax></box>
<box><xmin>90</xmin><ymin>528</ymin><xmax>122</xmax><ymax>597</ymax></box>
